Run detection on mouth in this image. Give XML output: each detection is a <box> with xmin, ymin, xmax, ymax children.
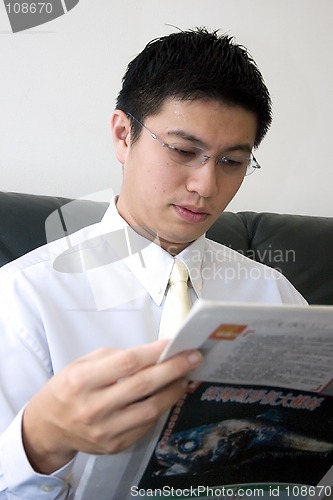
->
<box><xmin>173</xmin><ymin>204</ymin><xmax>210</xmax><ymax>223</ymax></box>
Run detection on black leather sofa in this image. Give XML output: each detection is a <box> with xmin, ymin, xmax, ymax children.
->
<box><xmin>1</xmin><ymin>191</ymin><xmax>332</xmax><ymax>305</ymax></box>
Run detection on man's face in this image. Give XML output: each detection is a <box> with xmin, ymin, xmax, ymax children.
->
<box><xmin>114</xmin><ymin>98</ymin><xmax>257</xmax><ymax>254</ymax></box>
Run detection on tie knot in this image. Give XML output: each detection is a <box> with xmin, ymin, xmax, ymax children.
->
<box><xmin>169</xmin><ymin>259</ymin><xmax>189</xmax><ymax>286</ymax></box>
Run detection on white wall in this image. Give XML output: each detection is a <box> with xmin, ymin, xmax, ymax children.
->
<box><xmin>1</xmin><ymin>0</ymin><xmax>332</xmax><ymax>216</ymax></box>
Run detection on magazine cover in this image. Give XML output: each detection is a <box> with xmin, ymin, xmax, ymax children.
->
<box><xmin>137</xmin><ymin>381</ymin><xmax>333</xmax><ymax>498</ymax></box>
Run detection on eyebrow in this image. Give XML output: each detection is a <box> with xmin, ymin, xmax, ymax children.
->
<box><xmin>166</xmin><ymin>129</ymin><xmax>253</xmax><ymax>153</ymax></box>
<box><xmin>166</xmin><ymin>129</ymin><xmax>207</xmax><ymax>147</ymax></box>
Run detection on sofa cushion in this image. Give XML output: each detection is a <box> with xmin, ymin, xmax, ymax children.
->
<box><xmin>233</xmin><ymin>212</ymin><xmax>333</xmax><ymax>306</ymax></box>
<box><xmin>0</xmin><ymin>192</ymin><xmax>107</xmax><ymax>267</ymax></box>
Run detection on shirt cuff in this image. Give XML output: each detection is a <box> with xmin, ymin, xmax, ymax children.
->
<box><xmin>0</xmin><ymin>407</ymin><xmax>74</xmax><ymax>499</ymax></box>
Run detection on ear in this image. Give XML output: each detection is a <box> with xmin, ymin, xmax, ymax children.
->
<box><xmin>111</xmin><ymin>110</ymin><xmax>131</xmax><ymax>165</ymax></box>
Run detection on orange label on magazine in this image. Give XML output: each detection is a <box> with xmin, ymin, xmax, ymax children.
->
<box><xmin>209</xmin><ymin>323</ymin><xmax>247</xmax><ymax>340</ymax></box>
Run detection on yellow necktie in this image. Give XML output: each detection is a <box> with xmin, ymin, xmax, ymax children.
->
<box><xmin>158</xmin><ymin>259</ymin><xmax>191</xmax><ymax>339</ymax></box>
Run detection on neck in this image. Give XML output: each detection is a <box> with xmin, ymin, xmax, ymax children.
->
<box><xmin>115</xmin><ymin>197</ymin><xmax>194</xmax><ymax>255</ymax></box>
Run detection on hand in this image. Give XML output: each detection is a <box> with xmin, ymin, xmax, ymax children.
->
<box><xmin>22</xmin><ymin>340</ymin><xmax>202</xmax><ymax>474</ymax></box>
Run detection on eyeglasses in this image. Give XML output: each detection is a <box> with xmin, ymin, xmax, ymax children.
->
<box><xmin>127</xmin><ymin>112</ymin><xmax>261</xmax><ymax>177</ymax></box>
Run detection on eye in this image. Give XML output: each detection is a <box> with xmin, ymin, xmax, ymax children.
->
<box><xmin>166</xmin><ymin>144</ymin><xmax>204</xmax><ymax>166</ymax></box>
<box><xmin>218</xmin><ymin>156</ymin><xmax>249</xmax><ymax>170</ymax></box>
<box><xmin>169</xmin><ymin>144</ymin><xmax>197</xmax><ymax>158</ymax></box>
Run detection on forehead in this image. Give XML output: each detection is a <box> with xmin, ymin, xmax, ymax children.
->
<box><xmin>145</xmin><ymin>97</ymin><xmax>258</xmax><ymax>149</ymax></box>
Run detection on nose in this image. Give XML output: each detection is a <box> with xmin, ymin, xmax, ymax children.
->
<box><xmin>186</xmin><ymin>160</ymin><xmax>219</xmax><ymax>198</ymax></box>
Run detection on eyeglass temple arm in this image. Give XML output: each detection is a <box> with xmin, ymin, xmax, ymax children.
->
<box><xmin>253</xmin><ymin>156</ymin><xmax>261</xmax><ymax>169</ymax></box>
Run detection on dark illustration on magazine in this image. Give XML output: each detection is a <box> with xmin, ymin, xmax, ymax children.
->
<box><xmin>138</xmin><ymin>382</ymin><xmax>333</xmax><ymax>490</ymax></box>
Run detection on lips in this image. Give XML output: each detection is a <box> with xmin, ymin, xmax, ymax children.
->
<box><xmin>173</xmin><ymin>204</ymin><xmax>209</xmax><ymax>223</ymax></box>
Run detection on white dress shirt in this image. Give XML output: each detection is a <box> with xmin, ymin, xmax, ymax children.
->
<box><xmin>0</xmin><ymin>197</ymin><xmax>306</xmax><ymax>498</ymax></box>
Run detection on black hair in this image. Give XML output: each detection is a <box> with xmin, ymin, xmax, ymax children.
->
<box><xmin>116</xmin><ymin>27</ymin><xmax>272</xmax><ymax>148</ymax></box>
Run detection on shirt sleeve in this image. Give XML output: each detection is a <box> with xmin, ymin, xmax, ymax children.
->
<box><xmin>0</xmin><ymin>409</ymin><xmax>74</xmax><ymax>499</ymax></box>
<box><xmin>274</xmin><ymin>268</ymin><xmax>308</xmax><ymax>305</ymax></box>
<box><xmin>0</xmin><ymin>271</ymin><xmax>74</xmax><ymax>498</ymax></box>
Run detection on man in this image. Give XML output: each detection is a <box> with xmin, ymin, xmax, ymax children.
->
<box><xmin>0</xmin><ymin>28</ymin><xmax>306</xmax><ymax>498</ymax></box>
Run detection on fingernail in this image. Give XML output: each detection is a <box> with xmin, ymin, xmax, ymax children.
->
<box><xmin>187</xmin><ymin>351</ymin><xmax>203</xmax><ymax>366</ymax></box>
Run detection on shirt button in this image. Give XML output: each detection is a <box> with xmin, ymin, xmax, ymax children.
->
<box><xmin>40</xmin><ymin>485</ymin><xmax>55</xmax><ymax>493</ymax></box>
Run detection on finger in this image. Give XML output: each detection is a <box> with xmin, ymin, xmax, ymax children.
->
<box><xmin>90</xmin><ymin>350</ymin><xmax>201</xmax><ymax>412</ymax></box>
<box><xmin>106</xmin><ymin>379</ymin><xmax>188</xmax><ymax>433</ymax></box>
<box><xmin>98</xmin><ymin>422</ymin><xmax>155</xmax><ymax>455</ymax></box>
<box><xmin>65</xmin><ymin>340</ymin><xmax>169</xmax><ymax>390</ymax></box>
<box><xmin>75</xmin><ymin>380</ymin><xmax>188</xmax><ymax>455</ymax></box>
<box><xmin>76</xmin><ymin>420</ymin><xmax>156</xmax><ymax>456</ymax></box>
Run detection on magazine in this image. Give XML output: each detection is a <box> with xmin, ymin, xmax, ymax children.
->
<box><xmin>77</xmin><ymin>301</ymin><xmax>333</xmax><ymax>499</ymax></box>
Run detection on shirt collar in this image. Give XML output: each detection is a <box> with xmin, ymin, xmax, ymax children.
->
<box><xmin>125</xmin><ymin>232</ymin><xmax>205</xmax><ymax>306</ymax></box>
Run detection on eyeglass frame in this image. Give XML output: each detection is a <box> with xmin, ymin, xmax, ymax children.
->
<box><xmin>126</xmin><ymin>112</ymin><xmax>261</xmax><ymax>176</ymax></box>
